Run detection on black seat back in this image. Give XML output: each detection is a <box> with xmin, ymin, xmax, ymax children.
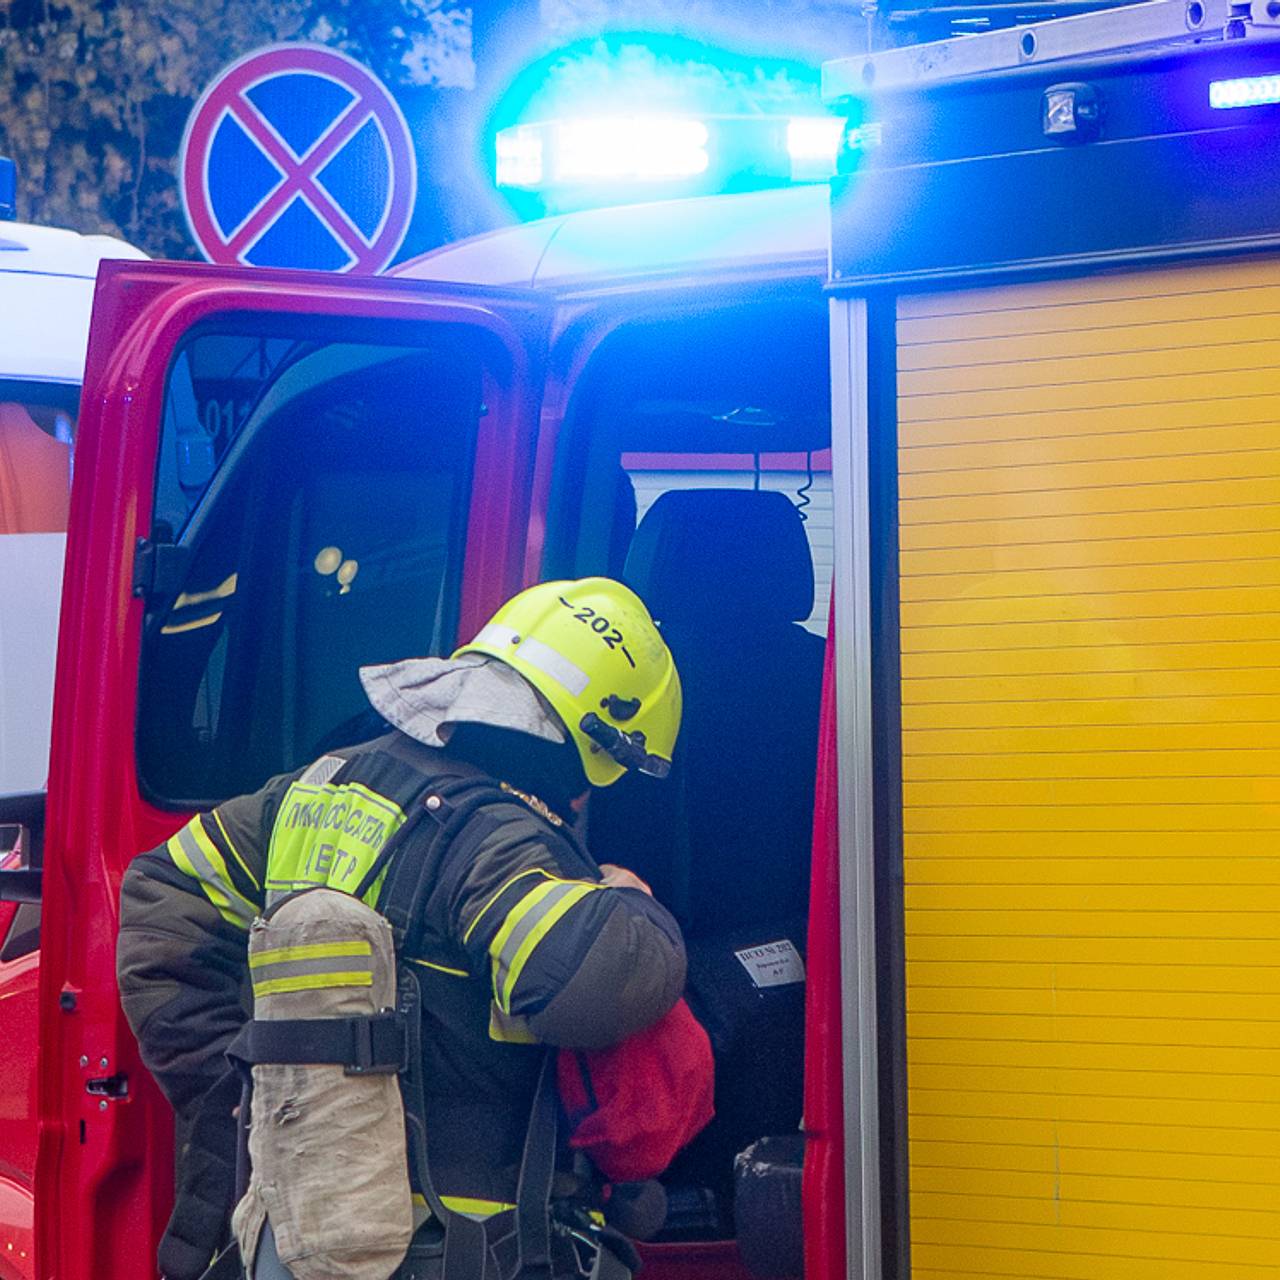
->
<box><xmin>593</xmin><ymin>487</ymin><xmax>823</xmax><ymax>936</ymax></box>
<box><xmin>590</xmin><ymin>488</ymin><xmax>825</xmax><ymax>1216</ymax></box>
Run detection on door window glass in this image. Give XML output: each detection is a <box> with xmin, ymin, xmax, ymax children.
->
<box><xmin>620</xmin><ymin>448</ymin><xmax>832</xmax><ymax>637</ymax></box>
<box><xmin>138</xmin><ymin>328</ymin><xmax>481</xmax><ymax>807</ymax></box>
<box><xmin>153</xmin><ymin>337</ymin><xmax>296</xmax><ymax>539</ymax></box>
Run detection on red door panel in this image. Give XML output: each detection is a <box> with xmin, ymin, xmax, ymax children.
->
<box><xmin>33</xmin><ymin>260</ymin><xmax>548</xmax><ymax>1280</ymax></box>
<box><xmin>0</xmin><ymin>944</ymin><xmax>37</xmax><ymax>1280</ymax></box>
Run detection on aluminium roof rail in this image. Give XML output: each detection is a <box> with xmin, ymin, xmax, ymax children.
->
<box><xmin>823</xmin><ymin>0</ymin><xmax>1280</xmax><ymax>97</ymax></box>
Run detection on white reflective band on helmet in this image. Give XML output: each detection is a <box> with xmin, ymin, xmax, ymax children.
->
<box><xmin>515</xmin><ymin>636</ymin><xmax>589</xmax><ymax>697</ymax></box>
<box><xmin>472</xmin><ymin>623</ymin><xmax>521</xmax><ymax>650</ymax></box>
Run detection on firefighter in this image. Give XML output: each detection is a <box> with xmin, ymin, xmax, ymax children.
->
<box><xmin>116</xmin><ymin>578</ymin><xmax>686</xmax><ymax>1280</ymax></box>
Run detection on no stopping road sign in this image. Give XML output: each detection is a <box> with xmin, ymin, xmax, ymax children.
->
<box><xmin>180</xmin><ymin>44</ymin><xmax>418</xmax><ymax>273</ymax></box>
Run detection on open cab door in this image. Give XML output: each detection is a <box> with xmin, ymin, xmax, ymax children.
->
<box><xmin>31</xmin><ymin>260</ymin><xmax>548</xmax><ymax>1279</ymax></box>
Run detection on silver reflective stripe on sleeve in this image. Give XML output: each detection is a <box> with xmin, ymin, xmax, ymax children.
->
<box><xmin>168</xmin><ymin>822</ymin><xmax>257</xmax><ymax>928</ymax></box>
<box><xmin>298</xmin><ymin>754</ymin><xmax>346</xmax><ymax>786</ymax></box>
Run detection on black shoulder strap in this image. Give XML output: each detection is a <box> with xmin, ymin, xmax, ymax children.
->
<box><xmin>351</xmin><ymin>752</ymin><xmax>505</xmax><ymax>906</ymax></box>
<box><xmin>376</xmin><ymin>773</ymin><xmax>513</xmax><ymax>949</ymax></box>
<box><xmin>354</xmin><ymin>744</ymin><xmax>563</xmax><ymax>1280</ymax></box>
<box><xmin>514</xmin><ymin>1053</ymin><xmax>558</xmax><ymax>1280</ymax></box>
<box><xmin>398</xmin><ymin>962</ymin><xmax>494</xmax><ymax>1280</ymax></box>
<box><xmin>398</xmin><ymin>964</ymin><xmax>559</xmax><ymax>1280</ymax></box>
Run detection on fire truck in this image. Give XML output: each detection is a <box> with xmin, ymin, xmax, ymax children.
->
<box><xmin>7</xmin><ymin>1</ymin><xmax>1280</xmax><ymax>1276</ymax></box>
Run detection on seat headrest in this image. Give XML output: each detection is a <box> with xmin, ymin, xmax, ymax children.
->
<box><xmin>624</xmin><ymin>488</ymin><xmax>815</xmax><ymax>624</ymax></box>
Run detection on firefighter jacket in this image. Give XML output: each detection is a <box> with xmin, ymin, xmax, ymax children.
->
<box><xmin>116</xmin><ymin>729</ymin><xmax>687</xmax><ymax>1266</ymax></box>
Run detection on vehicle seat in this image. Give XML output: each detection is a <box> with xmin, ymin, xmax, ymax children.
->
<box><xmin>593</xmin><ymin>487</ymin><xmax>824</xmax><ymax>936</ymax></box>
<box><xmin>589</xmin><ymin>487</ymin><xmax>825</xmax><ymax>1232</ymax></box>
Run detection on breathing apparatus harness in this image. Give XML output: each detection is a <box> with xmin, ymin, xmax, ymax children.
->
<box><xmin>220</xmin><ymin>764</ymin><xmax>634</xmax><ymax>1280</ymax></box>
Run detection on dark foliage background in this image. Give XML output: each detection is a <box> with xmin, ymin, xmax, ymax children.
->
<box><xmin>0</xmin><ymin>0</ymin><xmax>488</xmax><ymax>258</ymax></box>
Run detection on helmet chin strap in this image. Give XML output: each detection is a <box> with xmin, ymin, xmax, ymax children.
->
<box><xmin>579</xmin><ymin>712</ymin><xmax>672</xmax><ymax>779</ymax></box>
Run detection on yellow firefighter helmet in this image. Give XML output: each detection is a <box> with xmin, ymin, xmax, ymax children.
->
<box><xmin>455</xmin><ymin>578</ymin><xmax>682</xmax><ymax>787</ymax></box>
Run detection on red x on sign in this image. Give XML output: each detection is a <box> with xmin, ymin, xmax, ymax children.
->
<box><xmin>180</xmin><ymin>44</ymin><xmax>418</xmax><ymax>273</ymax></box>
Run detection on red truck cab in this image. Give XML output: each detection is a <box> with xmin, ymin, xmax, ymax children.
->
<box><xmin>0</xmin><ymin>181</ymin><xmax>848</xmax><ymax>1280</ymax></box>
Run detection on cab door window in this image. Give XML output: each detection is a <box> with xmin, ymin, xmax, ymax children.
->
<box><xmin>138</xmin><ymin>329</ymin><xmax>480</xmax><ymax>808</ymax></box>
<box><xmin>546</xmin><ymin>299</ymin><xmax>833</xmax><ymax>632</ymax></box>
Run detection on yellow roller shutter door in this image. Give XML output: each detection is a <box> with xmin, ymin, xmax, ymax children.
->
<box><xmin>898</xmin><ymin>257</ymin><xmax>1280</xmax><ymax>1280</ymax></box>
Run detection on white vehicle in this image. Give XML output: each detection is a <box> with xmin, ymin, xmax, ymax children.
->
<box><xmin>0</xmin><ymin>158</ymin><xmax>146</xmax><ymax>795</ymax></box>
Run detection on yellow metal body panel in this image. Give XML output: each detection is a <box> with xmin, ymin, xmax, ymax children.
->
<box><xmin>898</xmin><ymin>258</ymin><xmax>1280</xmax><ymax>1277</ymax></box>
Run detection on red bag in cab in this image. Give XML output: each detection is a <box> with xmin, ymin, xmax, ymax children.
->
<box><xmin>558</xmin><ymin>998</ymin><xmax>715</xmax><ymax>1183</ymax></box>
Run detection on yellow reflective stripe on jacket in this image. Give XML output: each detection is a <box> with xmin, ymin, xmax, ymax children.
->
<box><xmin>248</xmin><ymin>941</ymin><xmax>372</xmax><ymax>969</ymax></box>
<box><xmin>498</xmin><ymin>884</ymin><xmax>594</xmax><ymax>1013</ymax></box>
<box><xmin>490</xmin><ymin>879</ymin><xmax>598</xmax><ymax>1014</ymax></box>
<box><xmin>410</xmin><ymin>957</ymin><xmax>469</xmax><ymax>978</ymax></box>
<box><xmin>409</xmin><ymin>1194</ymin><xmax>606</xmax><ymax>1228</ymax></box>
<box><xmin>462</xmin><ymin>867</ymin><xmax>546</xmax><ymax>946</ymax></box>
<box><xmin>442</xmin><ymin>1196</ymin><xmax>517</xmax><ymax>1219</ymax></box>
<box><xmin>211</xmin><ymin>809</ymin><xmax>260</xmax><ymax>891</ymax></box>
<box><xmin>252</xmin><ymin>971</ymin><xmax>373</xmax><ymax>998</ymax></box>
<box><xmin>166</xmin><ymin>820</ymin><xmax>257</xmax><ymax>929</ymax></box>
<box><xmin>499</xmin><ymin>884</ymin><xmax>593</xmax><ymax>1012</ymax></box>
<box><xmin>488</xmin><ymin>1003</ymin><xmax>538</xmax><ymax>1044</ymax></box>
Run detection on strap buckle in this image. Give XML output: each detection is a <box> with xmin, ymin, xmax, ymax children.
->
<box><xmin>345</xmin><ymin>1011</ymin><xmax>408</xmax><ymax>1076</ymax></box>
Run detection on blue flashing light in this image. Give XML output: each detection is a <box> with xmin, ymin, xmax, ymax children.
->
<box><xmin>557</xmin><ymin>116</ymin><xmax>709</xmax><ymax>183</ymax></box>
<box><xmin>786</xmin><ymin>116</ymin><xmax>843</xmax><ymax>182</ymax></box>
<box><xmin>496</xmin><ymin>125</ymin><xmax>544</xmax><ymax>189</ymax></box>
<box><xmin>1209</xmin><ymin>74</ymin><xmax>1280</xmax><ymax>109</ymax></box>
<box><xmin>495</xmin><ymin>112</ymin><xmax>840</xmax><ymax>198</ymax></box>
<box><xmin>497</xmin><ymin>117</ymin><xmax>710</xmax><ymax>188</ymax></box>
<box><xmin>489</xmin><ymin>35</ymin><xmax>841</xmax><ymax>216</ymax></box>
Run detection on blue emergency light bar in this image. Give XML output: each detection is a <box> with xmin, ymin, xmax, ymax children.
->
<box><xmin>495</xmin><ymin>114</ymin><xmax>843</xmax><ymax>193</ymax></box>
<box><xmin>1208</xmin><ymin>73</ymin><xmax>1280</xmax><ymax>109</ymax></box>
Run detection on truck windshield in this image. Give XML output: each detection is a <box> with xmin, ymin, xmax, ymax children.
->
<box><xmin>0</xmin><ymin>380</ymin><xmax>79</xmax><ymax>796</ymax></box>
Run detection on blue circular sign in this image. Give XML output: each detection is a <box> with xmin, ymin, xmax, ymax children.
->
<box><xmin>180</xmin><ymin>44</ymin><xmax>418</xmax><ymax>273</ymax></box>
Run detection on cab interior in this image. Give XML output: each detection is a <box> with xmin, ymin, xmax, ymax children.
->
<box><xmin>138</xmin><ymin>292</ymin><xmax>832</xmax><ymax>1272</ymax></box>
<box><xmin>543</xmin><ymin>295</ymin><xmax>832</xmax><ymax>1261</ymax></box>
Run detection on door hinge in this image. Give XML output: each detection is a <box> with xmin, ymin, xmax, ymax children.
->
<box><xmin>132</xmin><ymin>537</ymin><xmax>190</xmax><ymax>599</ymax></box>
<box><xmin>84</xmin><ymin>1073</ymin><xmax>129</xmax><ymax>1100</ymax></box>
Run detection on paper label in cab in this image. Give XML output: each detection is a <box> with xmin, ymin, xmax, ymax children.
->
<box><xmin>735</xmin><ymin>939</ymin><xmax>806</xmax><ymax>989</ymax></box>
